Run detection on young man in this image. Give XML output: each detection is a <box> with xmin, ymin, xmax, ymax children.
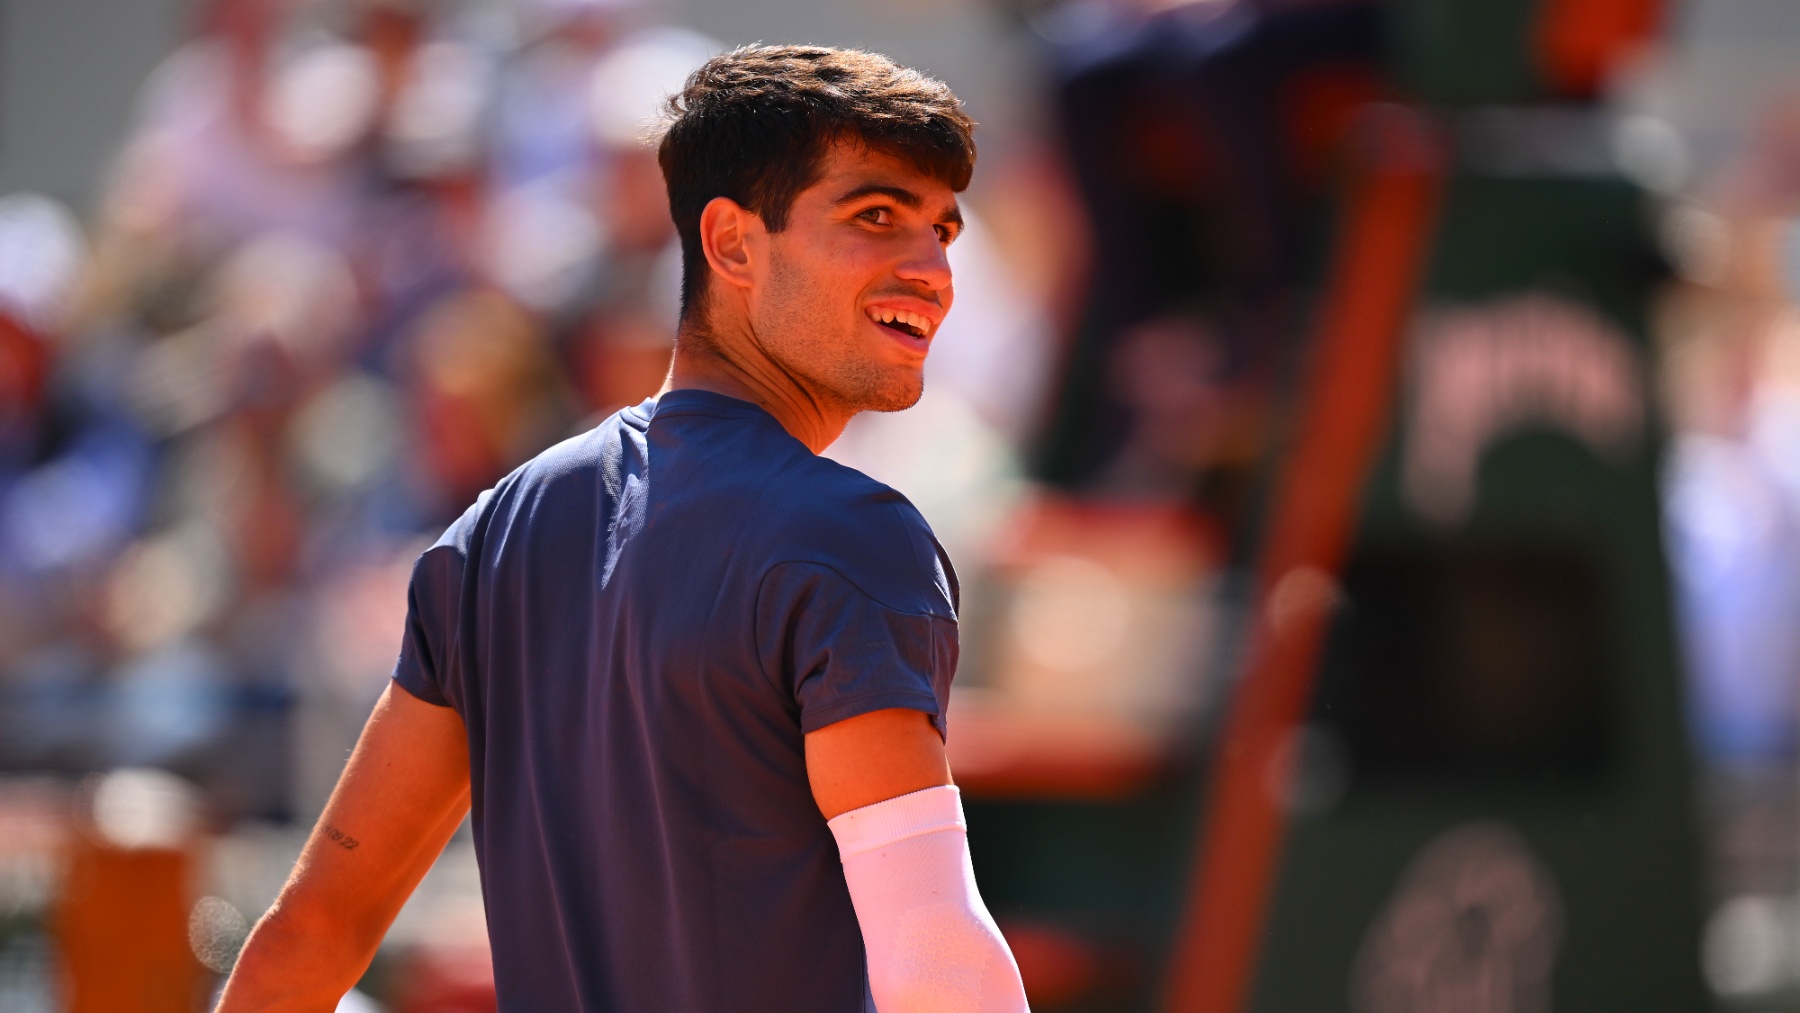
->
<box><xmin>217</xmin><ymin>45</ymin><xmax>1030</xmax><ymax>1012</ymax></box>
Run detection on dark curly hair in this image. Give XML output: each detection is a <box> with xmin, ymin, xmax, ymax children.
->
<box><xmin>657</xmin><ymin>44</ymin><xmax>977</xmax><ymax>321</ymax></box>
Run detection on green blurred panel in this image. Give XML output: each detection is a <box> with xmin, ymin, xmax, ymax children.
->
<box><xmin>1415</xmin><ymin>178</ymin><xmax>1659</xmax><ymax>321</ymax></box>
<box><xmin>1250</xmin><ymin>173</ymin><xmax>1709</xmax><ymax>1011</ymax></box>
<box><xmin>965</xmin><ymin>778</ymin><xmax>1204</xmax><ymax>1011</ymax></box>
<box><xmin>1385</xmin><ymin>0</ymin><xmax>1547</xmax><ymax>104</ymax></box>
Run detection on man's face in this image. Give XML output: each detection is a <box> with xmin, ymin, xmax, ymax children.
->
<box><xmin>750</xmin><ymin>142</ymin><xmax>962</xmax><ymax>413</ymax></box>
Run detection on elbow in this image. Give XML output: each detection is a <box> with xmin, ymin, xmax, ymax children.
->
<box><xmin>219</xmin><ymin>905</ymin><xmax>371</xmax><ymax>1012</ymax></box>
<box><xmin>243</xmin><ymin>900</ymin><xmax>349</xmax><ymax>966</ymax></box>
<box><xmin>870</xmin><ymin>969</ymin><xmax>953</xmax><ymax>1013</ymax></box>
<box><xmin>256</xmin><ymin>890</ymin><xmax>388</xmax><ymax>961</ymax></box>
<box><xmin>868</xmin><ymin>930</ymin><xmax>1029</xmax><ymax>1013</ymax></box>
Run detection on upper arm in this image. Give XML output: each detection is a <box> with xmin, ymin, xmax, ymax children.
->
<box><xmin>766</xmin><ymin>490</ymin><xmax>960</xmax><ymax>819</ymax></box>
<box><xmin>806</xmin><ymin>707</ymin><xmax>950</xmax><ymax>820</ymax></box>
<box><xmin>278</xmin><ymin>682</ymin><xmax>471</xmax><ymax>942</ymax></box>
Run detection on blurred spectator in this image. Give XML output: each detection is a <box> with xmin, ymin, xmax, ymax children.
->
<box><xmin>408</xmin><ymin>288</ymin><xmax>573</xmax><ymax>513</ymax></box>
<box><xmin>489</xmin><ymin>0</ymin><xmax>637</xmax><ymax>197</ymax></box>
<box><xmin>1660</xmin><ymin>94</ymin><xmax>1800</xmax><ymax>765</ymax></box>
<box><xmin>94</xmin><ymin>0</ymin><xmax>363</xmax><ymax>277</ymax></box>
<box><xmin>1028</xmin><ymin>0</ymin><xmax>1384</xmax><ymax>528</ymax></box>
<box><xmin>563</xmin><ymin>26</ymin><xmax>717</xmax><ymax>414</ymax></box>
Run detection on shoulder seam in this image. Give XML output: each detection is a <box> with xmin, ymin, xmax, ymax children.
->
<box><xmin>883</xmin><ymin>498</ymin><xmax>933</xmax><ymax>598</ymax></box>
<box><xmin>760</xmin><ymin>558</ymin><xmax>953</xmax><ymax>620</ymax></box>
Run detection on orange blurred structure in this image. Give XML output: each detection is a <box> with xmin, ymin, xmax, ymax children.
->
<box><xmin>53</xmin><ymin>840</ymin><xmax>206</xmax><ymax>1013</ymax></box>
<box><xmin>1162</xmin><ymin>105</ymin><xmax>1446</xmax><ymax>1013</ymax></box>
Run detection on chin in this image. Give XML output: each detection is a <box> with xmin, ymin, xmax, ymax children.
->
<box><xmin>860</xmin><ymin>374</ymin><xmax>924</xmax><ymax>413</ymax></box>
<box><xmin>813</xmin><ymin>357</ymin><xmax>924</xmax><ymax>414</ymax></box>
<box><xmin>864</xmin><ymin>391</ymin><xmax>923</xmax><ymax>413</ymax></box>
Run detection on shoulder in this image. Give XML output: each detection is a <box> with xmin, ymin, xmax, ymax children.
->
<box><xmin>503</xmin><ymin>402</ymin><xmax>653</xmax><ymax>504</ymax></box>
<box><xmin>432</xmin><ymin>404</ymin><xmax>647</xmax><ymax>552</ymax></box>
<box><xmin>512</xmin><ymin>404</ymin><xmax>647</xmax><ymax>492</ymax></box>
<box><xmin>758</xmin><ymin>455</ymin><xmax>958</xmax><ymax>619</ymax></box>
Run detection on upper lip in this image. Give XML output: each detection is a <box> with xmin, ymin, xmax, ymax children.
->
<box><xmin>863</xmin><ymin>300</ymin><xmax>944</xmax><ymax>337</ymax></box>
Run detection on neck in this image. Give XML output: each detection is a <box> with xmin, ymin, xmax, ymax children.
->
<box><xmin>662</xmin><ymin>317</ymin><xmax>852</xmax><ymax>455</ymax></box>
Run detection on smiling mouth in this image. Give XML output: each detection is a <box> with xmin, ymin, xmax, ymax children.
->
<box><xmin>868</xmin><ymin>307</ymin><xmax>930</xmax><ymax>340</ymax></box>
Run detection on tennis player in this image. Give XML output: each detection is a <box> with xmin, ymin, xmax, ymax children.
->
<box><xmin>218</xmin><ymin>44</ymin><xmax>1029</xmax><ymax>1012</ymax></box>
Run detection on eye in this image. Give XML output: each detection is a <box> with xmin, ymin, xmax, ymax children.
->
<box><xmin>858</xmin><ymin>207</ymin><xmax>893</xmax><ymax>227</ymax></box>
<box><xmin>935</xmin><ymin>223</ymin><xmax>960</xmax><ymax>245</ymax></box>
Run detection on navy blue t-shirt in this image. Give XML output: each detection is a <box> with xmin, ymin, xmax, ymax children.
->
<box><xmin>391</xmin><ymin>389</ymin><xmax>959</xmax><ymax>1011</ymax></box>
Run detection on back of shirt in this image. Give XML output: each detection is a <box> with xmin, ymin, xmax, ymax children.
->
<box><xmin>392</xmin><ymin>390</ymin><xmax>959</xmax><ymax>1012</ymax></box>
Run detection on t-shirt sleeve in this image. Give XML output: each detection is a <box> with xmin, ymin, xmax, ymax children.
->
<box><xmin>392</xmin><ymin>540</ymin><xmax>461</xmax><ymax>709</ymax></box>
<box><xmin>755</xmin><ymin>561</ymin><xmax>959</xmax><ymax>739</ymax></box>
<box><xmin>392</xmin><ymin>499</ymin><xmax>485</xmax><ymax>710</ymax></box>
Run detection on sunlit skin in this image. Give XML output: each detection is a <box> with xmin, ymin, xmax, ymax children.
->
<box><xmin>215</xmin><ymin>142</ymin><xmax>961</xmax><ymax>1012</ymax></box>
<box><xmin>216</xmin><ymin>684</ymin><xmax>470</xmax><ymax>1012</ymax></box>
<box><xmin>666</xmin><ymin>140</ymin><xmax>964</xmax><ymax>453</ymax></box>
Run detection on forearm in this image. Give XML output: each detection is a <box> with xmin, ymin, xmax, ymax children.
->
<box><xmin>216</xmin><ymin>900</ymin><xmax>379</xmax><ymax>1013</ymax></box>
<box><xmin>216</xmin><ymin>685</ymin><xmax>473</xmax><ymax>1012</ymax></box>
<box><xmin>829</xmin><ymin>786</ymin><xmax>1029</xmax><ymax>1012</ymax></box>
<box><xmin>217</xmin><ymin>800</ymin><xmax>463</xmax><ymax>1012</ymax></box>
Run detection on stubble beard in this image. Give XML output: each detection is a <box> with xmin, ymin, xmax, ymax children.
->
<box><xmin>761</xmin><ymin>263</ymin><xmax>925</xmax><ymax>415</ymax></box>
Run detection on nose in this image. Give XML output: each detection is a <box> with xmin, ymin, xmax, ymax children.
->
<box><xmin>894</xmin><ymin>227</ymin><xmax>954</xmax><ymax>303</ymax></box>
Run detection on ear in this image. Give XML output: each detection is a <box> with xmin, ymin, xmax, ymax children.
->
<box><xmin>698</xmin><ymin>196</ymin><xmax>764</xmax><ymax>294</ymax></box>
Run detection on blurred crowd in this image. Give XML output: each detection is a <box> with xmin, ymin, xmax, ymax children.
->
<box><xmin>1655</xmin><ymin>90</ymin><xmax>1800</xmax><ymax>997</ymax></box>
<box><xmin>0</xmin><ymin>0</ymin><xmax>780</xmax><ymax>820</ymax></box>
<box><xmin>0</xmin><ymin>0</ymin><xmax>1244</xmax><ymax>831</ymax></box>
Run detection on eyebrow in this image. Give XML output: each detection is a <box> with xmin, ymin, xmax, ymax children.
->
<box><xmin>832</xmin><ymin>183</ymin><xmax>964</xmax><ymax>228</ymax></box>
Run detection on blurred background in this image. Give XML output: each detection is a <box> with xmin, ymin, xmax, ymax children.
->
<box><xmin>1</xmin><ymin>0</ymin><xmax>1798</xmax><ymax>1009</ymax></box>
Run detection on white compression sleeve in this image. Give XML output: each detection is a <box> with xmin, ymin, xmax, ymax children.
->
<box><xmin>827</xmin><ymin>786</ymin><xmax>1029</xmax><ymax>1012</ymax></box>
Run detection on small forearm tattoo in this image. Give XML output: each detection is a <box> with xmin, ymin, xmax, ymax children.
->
<box><xmin>322</xmin><ymin>824</ymin><xmax>361</xmax><ymax>851</ymax></box>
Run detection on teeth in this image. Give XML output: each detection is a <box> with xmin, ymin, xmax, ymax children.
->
<box><xmin>870</xmin><ymin>308</ymin><xmax>929</xmax><ymax>335</ymax></box>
